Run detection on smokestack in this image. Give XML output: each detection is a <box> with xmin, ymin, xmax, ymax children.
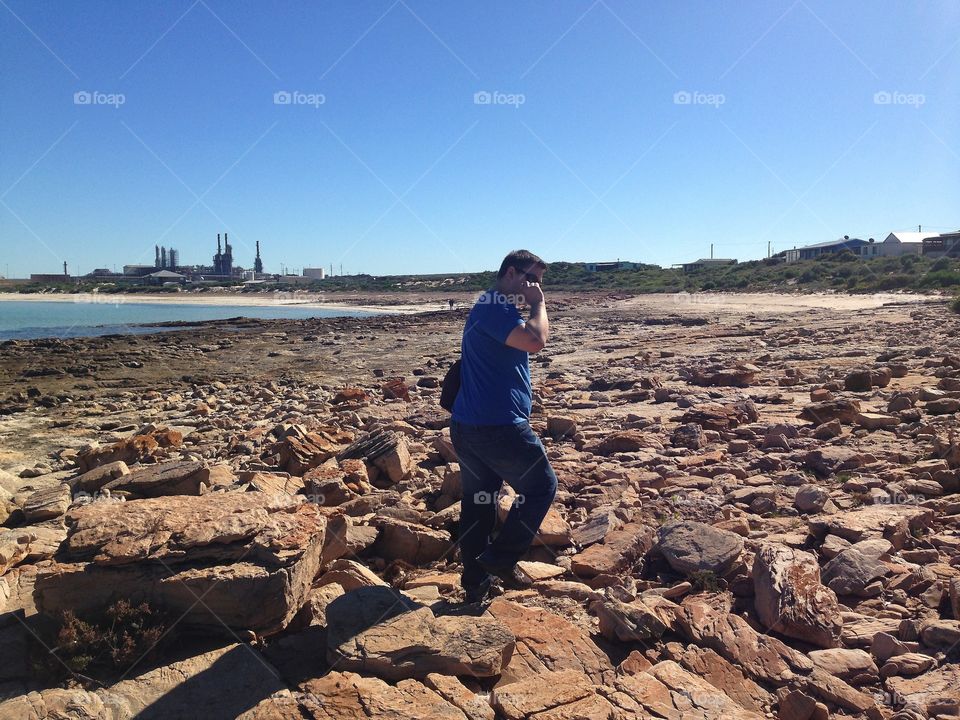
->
<box><xmin>63</xmin><ymin>261</ymin><xmax>68</xmax><ymax>277</ymax></box>
<box><xmin>710</xmin><ymin>243</ymin><xmax>714</xmax><ymax>259</ymax></box>
<box><xmin>217</xmin><ymin>233</ymin><xmax>221</xmax><ymax>253</ymax></box>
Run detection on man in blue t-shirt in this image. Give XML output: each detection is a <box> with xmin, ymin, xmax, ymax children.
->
<box><xmin>451</xmin><ymin>249</ymin><xmax>557</xmax><ymax>604</ymax></box>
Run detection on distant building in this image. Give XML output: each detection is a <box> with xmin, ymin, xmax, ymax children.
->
<box><xmin>785</xmin><ymin>237</ymin><xmax>877</xmax><ymax>263</ymax></box>
<box><xmin>280</xmin><ymin>275</ymin><xmax>317</xmax><ymax>285</ymax></box>
<box><xmin>681</xmin><ymin>258</ymin><xmax>737</xmax><ymax>273</ymax></box>
<box><xmin>123</xmin><ymin>265</ymin><xmax>155</xmax><ymax>276</ymax></box>
<box><xmin>303</xmin><ymin>267</ymin><xmax>326</xmax><ymax>279</ymax></box>
<box><xmin>877</xmin><ymin>232</ymin><xmax>934</xmax><ymax>257</ymax></box>
<box><xmin>923</xmin><ymin>231</ymin><xmax>960</xmax><ymax>258</ymax></box>
<box><xmin>583</xmin><ymin>260</ymin><xmax>639</xmax><ymax>272</ymax></box>
<box><xmin>146</xmin><ymin>270</ymin><xmax>187</xmax><ymax>285</ymax></box>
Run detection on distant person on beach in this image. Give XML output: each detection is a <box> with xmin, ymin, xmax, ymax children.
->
<box><xmin>450</xmin><ymin>249</ymin><xmax>556</xmax><ymax>603</ymax></box>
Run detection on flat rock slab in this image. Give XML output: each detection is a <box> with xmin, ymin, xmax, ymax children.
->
<box><xmin>0</xmin><ymin>643</ymin><xmax>285</xmax><ymax>720</ymax></box>
<box><xmin>492</xmin><ymin>669</ymin><xmax>614</xmax><ymax>719</ymax></box>
<box><xmin>326</xmin><ymin>586</ymin><xmax>514</xmax><ymax>681</ymax></box>
<box><xmin>674</xmin><ymin>596</ymin><xmax>813</xmax><ymax>686</ymax></box>
<box><xmin>238</xmin><ymin>671</ymin><xmax>475</xmax><ymax>720</ymax></box>
<box><xmin>657</xmin><ymin>520</ymin><xmax>743</xmax><ymax>576</ymax></box>
<box><xmin>570</xmin><ymin>522</ymin><xmax>653</xmax><ymax>578</ymax></box>
<box><xmin>22</xmin><ymin>484</ymin><xmax>71</xmax><ymax>522</ymax></box>
<box><xmin>484</xmin><ymin>597</ymin><xmax>614</xmax><ymax>685</ymax></box>
<box><xmin>886</xmin><ymin>664</ymin><xmax>960</xmax><ymax>715</ymax></box>
<box><xmin>70</xmin><ymin>460</ymin><xmax>129</xmax><ymax>493</ymax></box>
<box><xmin>35</xmin><ymin>493</ymin><xmax>326</xmax><ymax>635</ymax></box>
<box><xmin>821</xmin><ymin>546</ymin><xmax>889</xmax><ymax>596</ymax></box>
<box><xmin>102</xmin><ymin>460</ymin><xmax>211</xmax><ymax>497</ymax></box>
<box><xmin>370</xmin><ymin>517</ymin><xmax>451</xmax><ymax>565</ymax></box>
<box><xmin>809</xmin><ymin>504</ymin><xmax>933</xmax><ymax>543</ymax></box>
<box><xmin>606</xmin><ymin>660</ymin><xmax>767</xmax><ymax>719</ymax></box>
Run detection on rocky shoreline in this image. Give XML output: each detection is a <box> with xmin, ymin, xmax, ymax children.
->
<box><xmin>0</xmin><ymin>291</ymin><xmax>958</xmax><ymax>719</ymax></box>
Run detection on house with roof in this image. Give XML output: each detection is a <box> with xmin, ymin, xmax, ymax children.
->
<box><xmin>146</xmin><ymin>269</ymin><xmax>187</xmax><ymax>285</ymax></box>
<box><xmin>784</xmin><ymin>236</ymin><xmax>879</xmax><ymax>262</ymax></box>
<box><xmin>680</xmin><ymin>258</ymin><xmax>737</xmax><ymax>273</ymax></box>
<box><xmin>583</xmin><ymin>260</ymin><xmax>640</xmax><ymax>272</ymax></box>
<box><xmin>922</xmin><ymin>231</ymin><xmax>960</xmax><ymax>258</ymax></box>
<box><xmin>879</xmin><ymin>231</ymin><xmax>937</xmax><ymax>257</ymax></box>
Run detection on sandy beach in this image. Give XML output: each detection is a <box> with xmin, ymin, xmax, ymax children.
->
<box><xmin>0</xmin><ymin>291</ymin><xmax>440</xmax><ymax>315</ymax></box>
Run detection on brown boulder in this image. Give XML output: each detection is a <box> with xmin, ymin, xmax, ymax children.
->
<box><xmin>570</xmin><ymin>522</ymin><xmax>654</xmax><ymax>579</ymax></box>
<box><xmin>492</xmin><ymin>669</ymin><xmax>614</xmax><ymax>720</ymax></box>
<box><xmin>102</xmin><ymin>461</ymin><xmax>211</xmax><ymax>497</ymax></box>
<box><xmin>35</xmin><ymin>493</ymin><xmax>326</xmax><ymax>635</ymax></box>
<box><xmin>70</xmin><ymin>460</ymin><xmax>130</xmax><ymax>493</ymax></box>
<box><xmin>484</xmin><ymin>598</ymin><xmax>614</xmax><ymax>685</ymax></box>
<box><xmin>240</xmin><ymin>671</ymin><xmax>471</xmax><ymax>720</ymax></box>
<box><xmin>752</xmin><ymin>543</ymin><xmax>842</xmax><ymax>649</ymax></box>
<box><xmin>674</xmin><ymin>596</ymin><xmax>814</xmax><ymax>686</ymax></box>
<box><xmin>798</xmin><ymin>398</ymin><xmax>862</xmax><ymax>425</ymax></box>
<box><xmin>326</xmin><ymin>586</ymin><xmax>514</xmax><ymax>681</ymax></box>
<box><xmin>371</xmin><ymin>517</ymin><xmax>452</xmax><ymax>564</ymax></box>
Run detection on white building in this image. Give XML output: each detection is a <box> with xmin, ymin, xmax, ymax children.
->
<box><xmin>303</xmin><ymin>267</ymin><xmax>326</xmax><ymax>279</ymax></box>
<box><xmin>878</xmin><ymin>232</ymin><xmax>936</xmax><ymax>257</ymax></box>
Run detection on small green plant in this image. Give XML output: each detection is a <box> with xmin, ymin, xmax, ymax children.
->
<box><xmin>687</xmin><ymin>570</ymin><xmax>719</xmax><ymax>593</ymax></box>
<box><xmin>952</xmin><ymin>295</ymin><xmax>960</xmax><ymax>314</ymax></box>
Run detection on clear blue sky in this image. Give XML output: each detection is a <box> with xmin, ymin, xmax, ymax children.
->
<box><xmin>1</xmin><ymin>1</ymin><xmax>958</xmax><ymax>278</ymax></box>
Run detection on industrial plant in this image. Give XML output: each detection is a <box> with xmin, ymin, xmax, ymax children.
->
<box><xmin>29</xmin><ymin>233</ymin><xmax>272</xmax><ymax>286</ymax></box>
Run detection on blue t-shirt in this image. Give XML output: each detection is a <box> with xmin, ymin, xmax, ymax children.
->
<box><xmin>452</xmin><ymin>290</ymin><xmax>530</xmax><ymax>425</ymax></box>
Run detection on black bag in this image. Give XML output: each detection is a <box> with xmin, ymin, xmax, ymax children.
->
<box><xmin>439</xmin><ymin>359</ymin><xmax>461</xmax><ymax>412</ymax></box>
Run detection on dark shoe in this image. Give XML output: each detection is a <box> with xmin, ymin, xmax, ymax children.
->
<box><xmin>477</xmin><ymin>559</ymin><xmax>532</xmax><ymax>591</ymax></box>
<box><xmin>463</xmin><ymin>577</ymin><xmax>492</xmax><ymax>604</ymax></box>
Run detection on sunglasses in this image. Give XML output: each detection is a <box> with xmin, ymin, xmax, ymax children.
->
<box><xmin>517</xmin><ymin>270</ymin><xmax>541</xmax><ymax>283</ymax></box>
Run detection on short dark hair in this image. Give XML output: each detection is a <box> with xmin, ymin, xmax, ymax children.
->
<box><xmin>497</xmin><ymin>249</ymin><xmax>547</xmax><ymax>278</ymax></box>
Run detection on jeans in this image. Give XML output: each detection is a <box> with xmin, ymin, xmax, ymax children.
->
<box><xmin>450</xmin><ymin>419</ymin><xmax>558</xmax><ymax>590</ymax></box>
